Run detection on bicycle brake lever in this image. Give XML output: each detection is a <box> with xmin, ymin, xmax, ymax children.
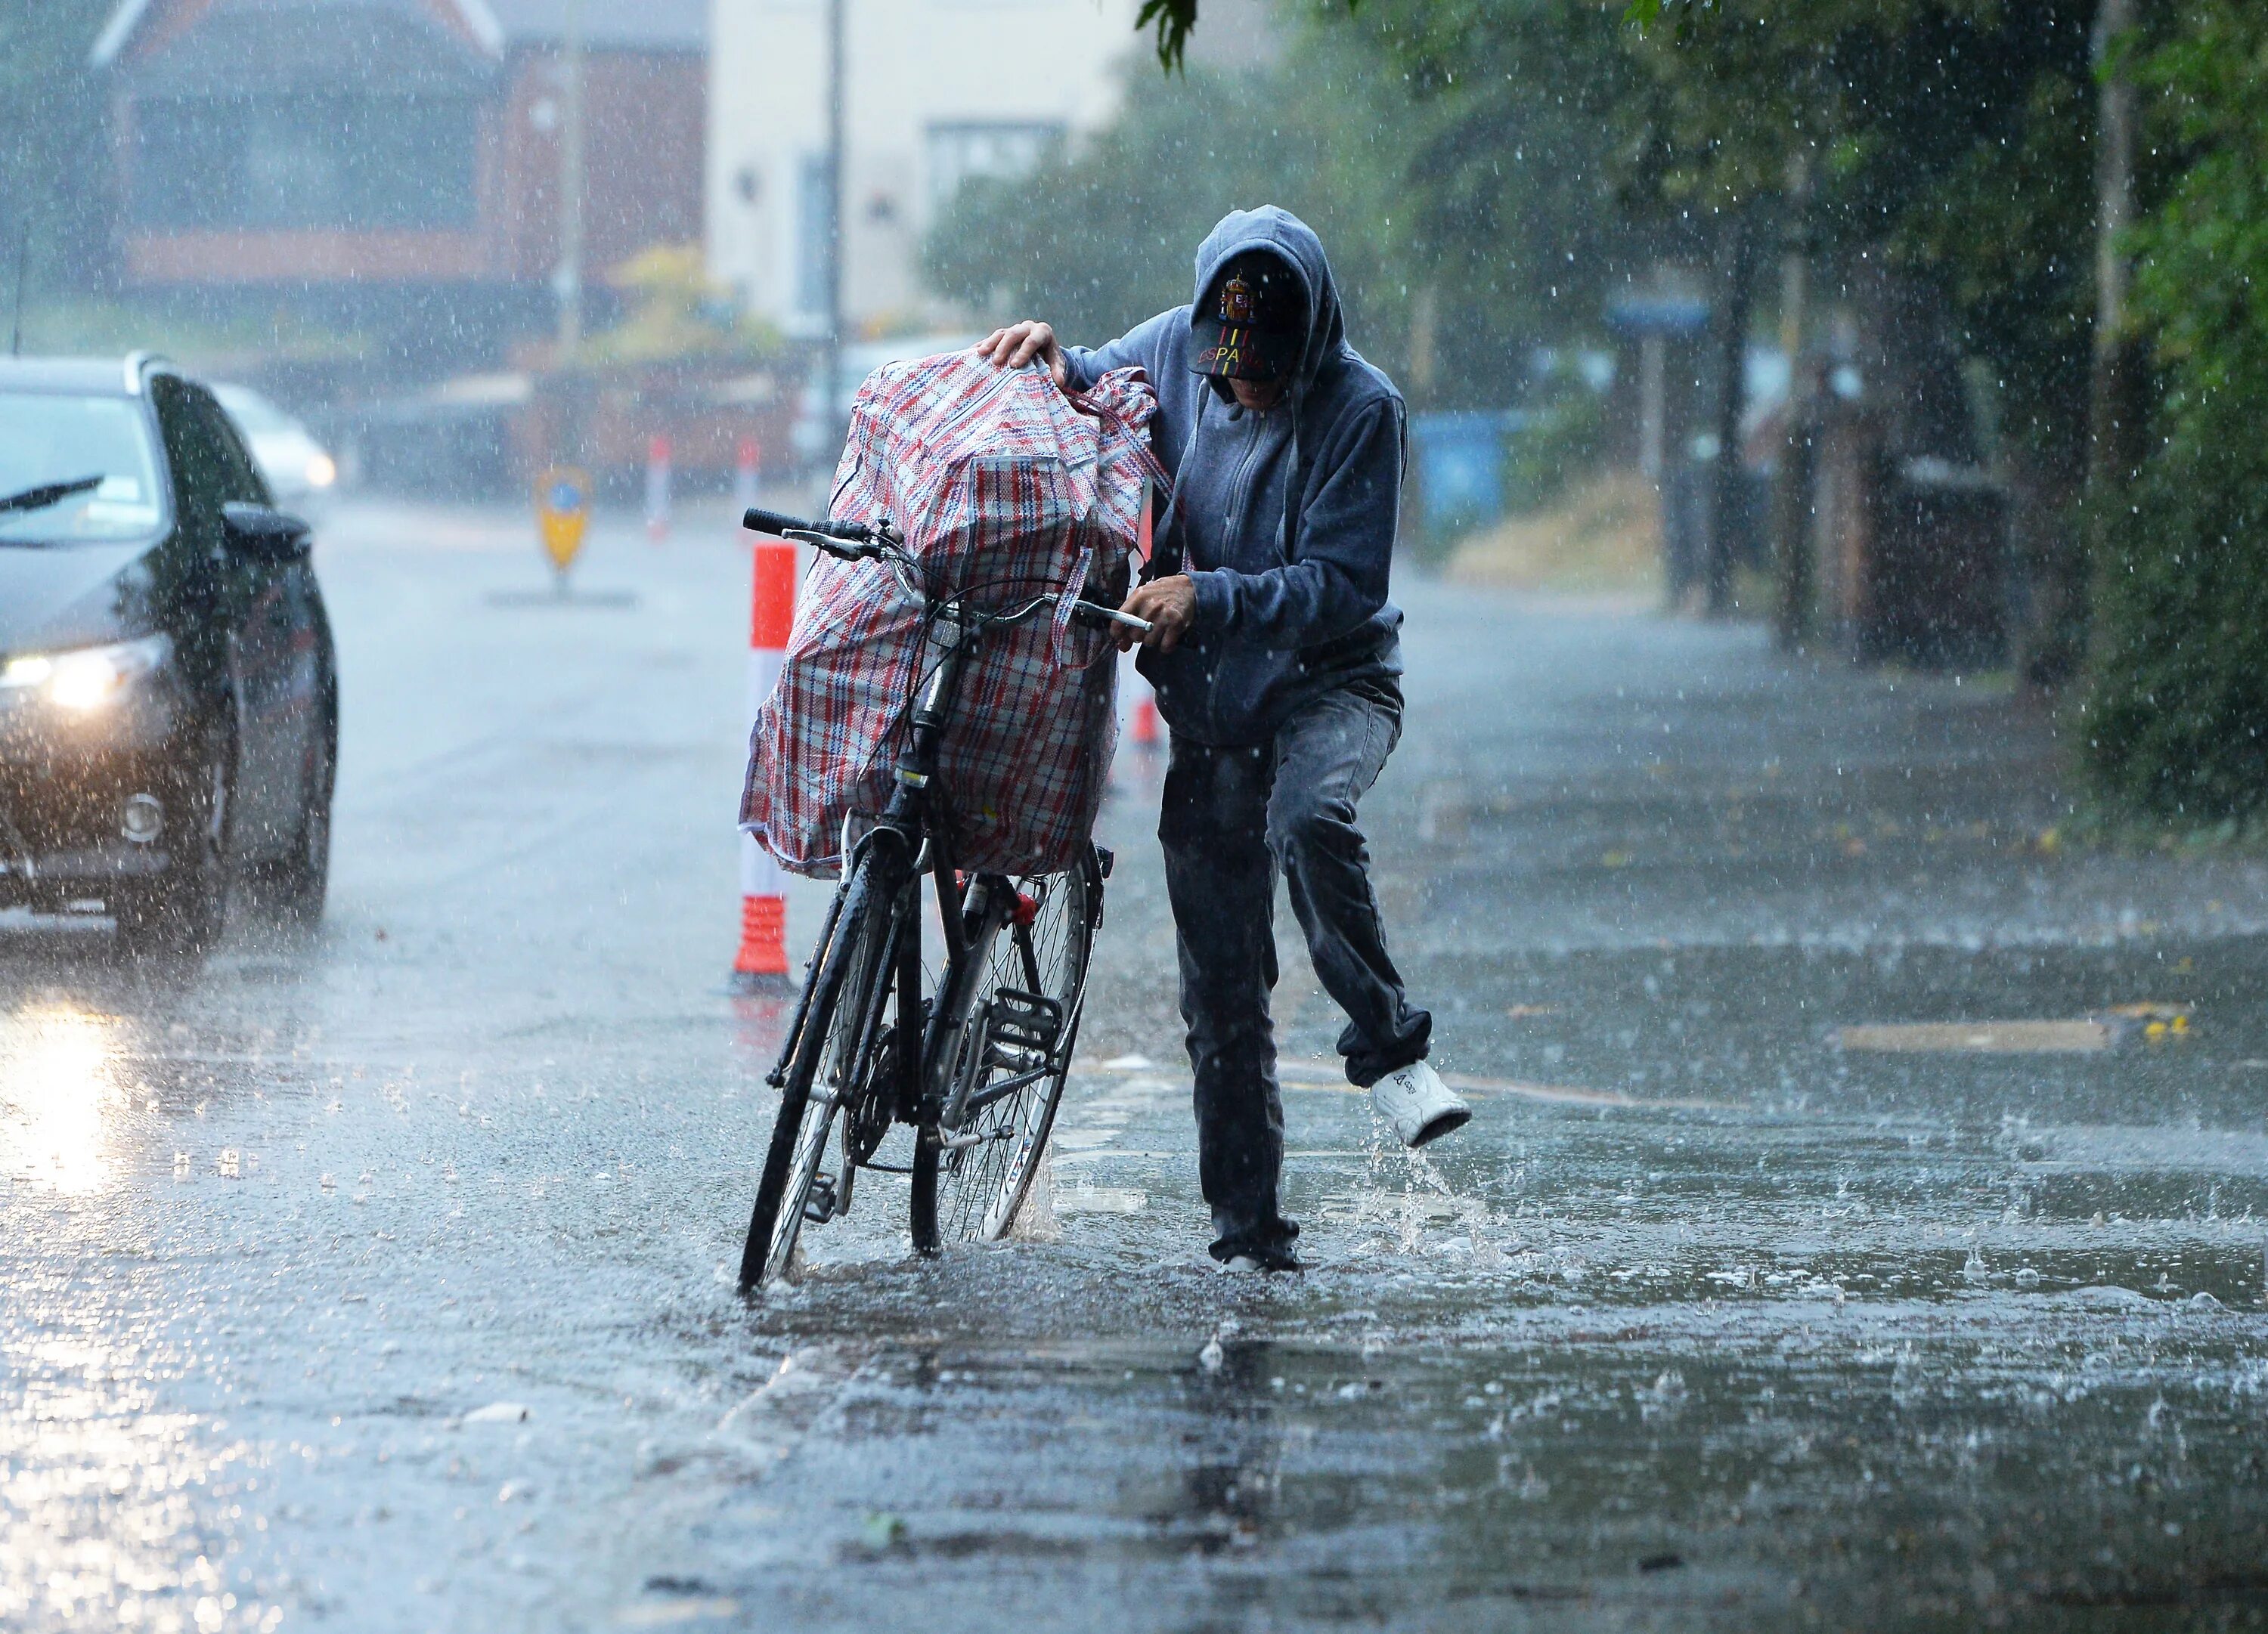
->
<box><xmin>785</xmin><ymin>528</ymin><xmax>875</xmax><ymax>562</ymax></box>
<box><xmin>1070</xmin><ymin>600</ymin><xmax>1153</xmax><ymax>636</ymax></box>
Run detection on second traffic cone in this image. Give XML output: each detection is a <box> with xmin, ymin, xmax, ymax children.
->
<box><xmin>730</xmin><ymin>536</ymin><xmax>799</xmax><ymax>995</ymax></box>
<box><xmin>731</xmin><ymin>882</ymin><xmax>790</xmax><ymax>988</ymax></box>
<box><xmin>1131</xmin><ymin>689</ymin><xmax>1160</xmax><ymax>747</ymax></box>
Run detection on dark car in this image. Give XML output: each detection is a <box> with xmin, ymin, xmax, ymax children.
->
<box><xmin>0</xmin><ymin>354</ymin><xmax>336</xmax><ymax>957</ymax></box>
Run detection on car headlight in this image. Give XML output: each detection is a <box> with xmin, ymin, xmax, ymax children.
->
<box><xmin>0</xmin><ymin>634</ymin><xmax>172</xmax><ymax>712</ymax></box>
<box><xmin>305</xmin><ymin>452</ymin><xmax>337</xmax><ymax>489</ymax></box>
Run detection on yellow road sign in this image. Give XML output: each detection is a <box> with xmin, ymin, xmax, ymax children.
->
<box><xmin>536</xmin><ymin>466</ymin><xmax>593</xmax><ymax>574</ymax></box>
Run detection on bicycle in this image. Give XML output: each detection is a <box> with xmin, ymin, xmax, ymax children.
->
<box><xmin>736</xmin><ymin>504</ymin><xmax>1151</xmax><ymax>1289</ymax></box>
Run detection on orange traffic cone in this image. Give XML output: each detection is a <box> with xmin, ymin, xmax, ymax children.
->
<box><xmin>731</xmin><ymin>535</ymin><xmax>798</xmax><ymax>994</ymax></box>
<box><xmin>1131</xmin><ymin>687</ymin><xmax>1160</xmax><ymax>747</ymax></box>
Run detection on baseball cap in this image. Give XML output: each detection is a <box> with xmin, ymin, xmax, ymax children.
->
<box><xmin>1188</xmin><ymin>251</ymin><xmax>1304</xmax><ymax>382</ymax></box>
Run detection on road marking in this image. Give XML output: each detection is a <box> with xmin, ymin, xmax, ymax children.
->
<box><xmin>617</xmin><ymin>1601</ymin><xmax>740</xmax><ymax>1627</ymax></box>
<box><xmin>1836</xmin><ymin>1005</ymin><xmax>2192</xmax><ymax>1054</ymax></box>
<box><xmin>1837</xmin><ymin>1020</ymin><xmax>2111</xmax><ymax>1054</ymax></box>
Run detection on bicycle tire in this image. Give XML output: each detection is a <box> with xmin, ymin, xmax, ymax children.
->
<box><xmin>739</xmin><ymin>855</ymin><xmax>897</xmax><ymax>1289</ymax></box>
<box><xmin>934</xmin><ymin>846</ymin><xmax>1099</xmax><ymax>1243</ymax></box>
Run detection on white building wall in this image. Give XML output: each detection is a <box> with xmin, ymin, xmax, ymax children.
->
<box><xmin>708</xmin><ymin>0</ymin><xmax>1140</xmax><ymax>335</ymax></box>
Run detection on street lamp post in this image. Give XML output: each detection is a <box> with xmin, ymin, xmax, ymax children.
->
<box><xmin>556</xmin><ymin>0</ymin><xmax>585</xmax><ymax>360</ymax></box>
<box><xmin>820</xmin><ymin>0</ymin><xmax>845</xmax><ymax>452</ymax></box>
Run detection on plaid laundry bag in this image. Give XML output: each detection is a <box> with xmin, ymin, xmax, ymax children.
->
<box><xmin>740</xmin><ymin>354</ymin><xmax>1167</xmax><ymax>877</ymax></box>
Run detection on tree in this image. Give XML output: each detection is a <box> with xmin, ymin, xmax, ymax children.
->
<box><xmin>2084</xmin><ymin>1</ymin><xmax>2268</xmax><ymax>818</ymax></box>
<box><xmin>923</xmin><ymin>48</ymin><xmax>1422</xmax><ymax>384</ymax></box>
<box><xmin>925</xmin><ymin>8</ymin><xmax>1650</xmax><ymax>412</ymax></box>
<box><xmin>1330</xmin><ymin>0</ymin><xmax>1661</xmax><ymax>392</ymax></box>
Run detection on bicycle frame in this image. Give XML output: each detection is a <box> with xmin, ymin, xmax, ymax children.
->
<box><xmin>760</xmin><ymin>551</ymin><xmax>1061</xmax><ymax>1143</ymax></box>
<box><xmin>738</xmin><ymin>504</ymin><xmax>1138</xmax><ymax>1278</ymax></box>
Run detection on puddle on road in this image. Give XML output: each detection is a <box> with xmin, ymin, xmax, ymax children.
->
<box><xmin>689</xmin><ymin>1302</ymin><xmax>2268</xmax><ymax>1630</ymax></box>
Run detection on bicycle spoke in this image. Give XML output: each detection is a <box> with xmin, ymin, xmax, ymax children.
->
<box><xmin>742</xmin><ymin>857</ymin><xmax>899</xmax><ymax>1287</ymax></box>
<box><xmin>935</xmin><ymin>851</ymin><xmax>1095</xmax><ymax>1243</ymax></box>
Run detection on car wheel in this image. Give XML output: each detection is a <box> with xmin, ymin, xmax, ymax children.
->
<box><xmin>269</xmin><ymin>723</ymin><xmax>333</xmax><ymax>930</ymax></box>
<box><xmin>113</xmin><ymin>729</ymin><xmax>233</xmax><ymax>961</ymax></box>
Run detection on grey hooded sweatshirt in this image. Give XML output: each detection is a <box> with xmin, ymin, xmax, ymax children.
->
<box><xmin>1061</xmin><ymin>206</ymin><xmax>1405</xmax><ymax>748</ymax></box>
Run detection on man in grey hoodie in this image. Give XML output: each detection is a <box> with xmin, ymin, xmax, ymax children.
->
<box><xmin>979</xmin><ymin>206</ymin><xmax>1467</xmax><ymax>1271</ymax></box>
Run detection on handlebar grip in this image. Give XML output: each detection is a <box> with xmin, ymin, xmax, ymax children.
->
<box><xmin>742</xmin><ymin>506</ymin><xmax>816</xmax><ymax>537</ymax></box>
<box><xmin>743</xmin><ymin>507</ymin><xmax>875</xmax><ymax>544</ymax></box>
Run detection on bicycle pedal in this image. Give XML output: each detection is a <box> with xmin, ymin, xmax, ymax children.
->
<box><xmin>987</xmin><ymin>988</ymin><xmax>1063</xmax><ymax>1055</ymax></box>
<box><xmin>802</xmin><ymin>1174</ymin><xmax>840</xmax><ymax>1224</ymax></box>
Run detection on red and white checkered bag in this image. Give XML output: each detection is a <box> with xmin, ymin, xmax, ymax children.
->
<box><xmin>740</xmin><ymin>354</ymin><xmax>1167</xmax><ymax>877</ymax></box>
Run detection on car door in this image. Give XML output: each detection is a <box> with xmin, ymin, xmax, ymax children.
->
<box><xmin>198</xmin><ymin>387</ymin><xmax>322</xmax><ymax>858</ymax></box>
<box><xmin>153</xmin><ymin>377</ymin><xmax>302</xmax><ymax>857</ymax></box>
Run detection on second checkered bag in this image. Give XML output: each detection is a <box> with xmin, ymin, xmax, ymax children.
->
<box><xmin>740</xmin><ymin>352</ymin><xmax>1167</xmax><ymax>877</ymax></box>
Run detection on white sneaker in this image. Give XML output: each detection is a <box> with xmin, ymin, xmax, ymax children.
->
<box><xmin>1369</xmin><ymin>1060</ymin><xmax>1470</xmax><ymax>1148</ymax></box>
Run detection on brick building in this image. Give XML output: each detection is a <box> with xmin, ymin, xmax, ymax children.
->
<box><xmin>93</xmin><ymin>0</ymin><xmax>705</xmax><ymax>367</ymax></box>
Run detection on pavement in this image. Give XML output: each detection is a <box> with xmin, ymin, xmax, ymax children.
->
<box><xmin>8</xmin><ymin>497</ymin><xmax>2268</xmax><ymax>1632</ymax></box>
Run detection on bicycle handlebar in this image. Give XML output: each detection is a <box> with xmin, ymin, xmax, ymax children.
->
<box><xmin>742</xmin><ymin>506</ymin><xmax>1152</xmax><ymax>635</ymax></box>
<box><xmin>743</xmin><ymin>506</ymin><xmax>872</xmax><ymax>544</ymax></box>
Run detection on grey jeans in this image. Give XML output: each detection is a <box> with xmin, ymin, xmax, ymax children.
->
<box><xmin>1158</xmin><ymin>677</ymin><xmax>1433</xmax><ymax>1255</ymax></box>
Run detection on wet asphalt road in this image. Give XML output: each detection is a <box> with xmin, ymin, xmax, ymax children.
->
<box><xmin>10</xmin><ymin>500</ymin><xmax>2268</xmax><ymax>1631</ymax></box>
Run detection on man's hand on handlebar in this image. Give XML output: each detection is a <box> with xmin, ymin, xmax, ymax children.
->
<box><xmin>1117</xmin><ymin>575</ymin><xmax>1196</xmax><ymax>654</ymax></box>
<box><xmin>975</xmin><ymin>321</ymin><xmax>1067</xmax><ymax>388</ymax></box>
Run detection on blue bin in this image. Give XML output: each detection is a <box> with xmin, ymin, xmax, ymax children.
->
<box><xmin>1409</xmin><ymin>410</ymin><xmax>1512</xmax><ymax>534</ymax></box>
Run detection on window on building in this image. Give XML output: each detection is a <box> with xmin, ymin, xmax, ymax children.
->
<box><xmin>132</xmin><ymin>95</ymin><xmax>479</xmax><ymax>231</ymax></box>
<box><xmin>925</xmin><ymin>121</ymin><xmax>1064</xmax><ymax>212</ymax></box>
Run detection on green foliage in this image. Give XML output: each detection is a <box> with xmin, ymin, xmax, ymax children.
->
<box><xmin>2084</xmin><ymin>2</ymin><xmax>2268</xmax><ymax>818</ymax></box>
<box><xmin>1888</xmin><ymin>36</ymin><xmax>2097</xmax><ymax>470</ymax></box>
<box><xmin>925</xmin><ymin>8</ymin><xmax>1647</xmax><ymax>408</ymax></box>
<box><xmin>1615</xmin><ymin>0</ymin><xmax>2101</xmax><ymax>445</ymax></box>
<box><xmin>1336</xmin><ymin>0</ymin><xmax>1655</xmax><ymax>382</ymax></box>
<box><xmin>1506</xmin><ymin>379</ymin><xmax>1606</xmax><ymax>512</ymax></box>
<box><xmin>922</xmin><ymin>48</ymin><xmax>1418</xmax><ymax>380</ymax></box>
<box><xmin>2086</xmin><ymin>433</ymin><xmax>2268</xmax><ymax>818</ymax></box>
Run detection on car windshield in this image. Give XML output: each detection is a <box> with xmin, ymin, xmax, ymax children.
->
<box><xmin>0</xmin><ymin>391</ymin><xmax>166</xmax><ymax>545</ymax></box>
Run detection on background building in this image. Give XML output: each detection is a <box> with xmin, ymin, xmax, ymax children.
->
<box><xmin>94</xmin><ymin>0</ymin><xmax>708</xmax><ymax>370</ymax></box>
<box><xmin>705</xmin><ymin>0</ymin><xmax>1141</xmax><ymax>339</ymax></box>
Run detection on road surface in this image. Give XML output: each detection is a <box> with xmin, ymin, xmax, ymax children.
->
<box><xmin>7</xmin><ymin>499</ymin><xmax>2268</xmax><ymax>1631</ymax></box>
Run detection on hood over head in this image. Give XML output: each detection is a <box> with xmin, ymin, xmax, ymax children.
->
<box><xmin>1187</xmin><ymin>206</ymin><xmax>1346</xmax><ymax>402</ymax></box>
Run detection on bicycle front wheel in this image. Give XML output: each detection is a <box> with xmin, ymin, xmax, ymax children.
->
<box><xmin>739</xmin><ymin>855</ymin><xmax>897</xmax><ymax>1289</ymax></box>
<box><xmin>933</xmin><ymin>846</ymin><xmax>1099</xmax><ymax>1243</ymax></box>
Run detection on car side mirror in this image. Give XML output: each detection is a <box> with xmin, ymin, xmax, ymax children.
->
<box><xmin>221</xmin><ymin>501</ymin><xmax>311</xmax><ymax>562</ymax></box>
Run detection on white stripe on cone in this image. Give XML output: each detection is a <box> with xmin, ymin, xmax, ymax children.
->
<box><xmin>740</xmin><ymin>647</ymin><xmax>785</xmax><ymax>902</ymax></box>
<box><xmin>646</xmin><ymin>435</ymin><xmax>671</xmax><ymax>543</ymax></box>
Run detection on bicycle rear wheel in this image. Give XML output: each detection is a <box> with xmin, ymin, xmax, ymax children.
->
<box><xmin>739</xmin><ymin>856</ymin><xmax>898</xmax><ymax>1289</ymax></box>
<box><xmin>932</xmin><ymin>846</ymin><xmax>1098</xmax><ymax>1243</ymax></box>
